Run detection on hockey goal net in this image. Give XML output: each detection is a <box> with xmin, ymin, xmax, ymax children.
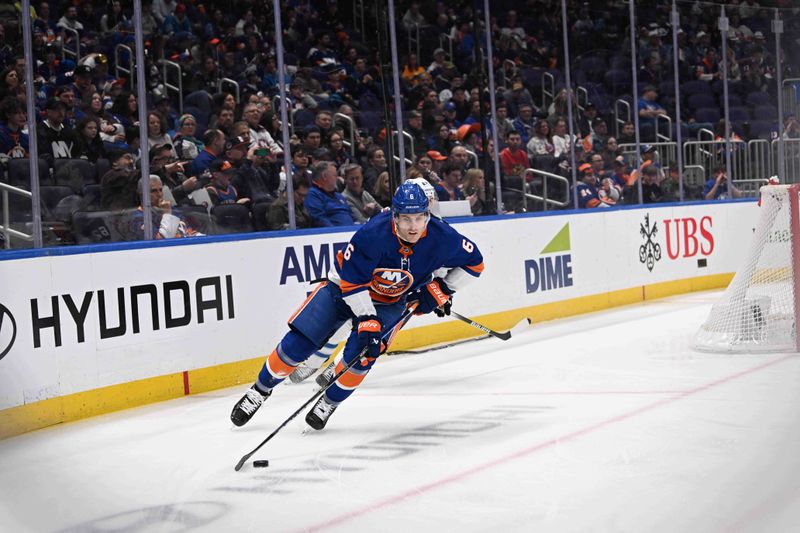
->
<box><xmin>695</xmin><ymin>184</ymin><xmax>800</xmax><ymax>353</ymax></box>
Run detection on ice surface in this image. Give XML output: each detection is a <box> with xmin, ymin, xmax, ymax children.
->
<box><xmin>1</xmin><ymin>290</ymin><xmax>798</xmax><ymax>533</ymax></box>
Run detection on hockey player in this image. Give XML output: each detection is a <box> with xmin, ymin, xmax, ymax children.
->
<box><xmin>231</xmin><ymin>182</ymin><xmax>484</xmax><ymax>430</ymax></box>
<box><xmin>286</xmin><ymin>175</ymin><xmax>443</xmax><ymax>386</ymax></box>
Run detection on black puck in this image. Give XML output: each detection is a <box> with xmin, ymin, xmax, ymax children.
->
<box><xmin>253</xmin><ymin>460</ymin><xmax>269</xmax><ymax>468</ymax></box>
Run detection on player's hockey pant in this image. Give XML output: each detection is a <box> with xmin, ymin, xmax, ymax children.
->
<box><xmin>256</xmin><ymin>282</ymin><xmax>406</xmax><ymax>397</ymax></box>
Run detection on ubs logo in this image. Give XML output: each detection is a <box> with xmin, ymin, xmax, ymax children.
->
<box><xmin>0</xmin><ymin>303</ymin><xmax>17</xmax><ymax>361</ymax></box>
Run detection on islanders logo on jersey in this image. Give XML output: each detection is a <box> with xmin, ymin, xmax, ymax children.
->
<box><xmin>370</xmin><ymin>268</ymin><xmax>414</xmax><ymax>298</ymax></box>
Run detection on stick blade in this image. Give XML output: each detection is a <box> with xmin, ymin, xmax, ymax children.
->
<box><xmin>234</xmin><ymin>454</ymin><xmax>250</xmax><ymax>472</ymax></box>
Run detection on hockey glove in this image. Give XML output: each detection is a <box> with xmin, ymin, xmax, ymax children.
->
<box><xmin>356</xmin><ymin>315</ymin><xmax>383</xmax><ymax>359</ymax></box>
<box><xmin>408</xmin><ymin>278</ymin><xmax>454</xmax><ymax>316</ymax></box>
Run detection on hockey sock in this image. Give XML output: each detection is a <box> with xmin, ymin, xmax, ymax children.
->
<box><xmin>323</xmin><ymin>358</ymin><xmax>374</xmax><ymax>403</ymax></box>
<box><xmin>306</xmin><ymin>341</ymin><xmax>338</xmax><ymax>369</ymax></box>
<box><xmin>257</xmin><ymin>330</ymin><xmax>318</xmax><ymax>391</ymax></box>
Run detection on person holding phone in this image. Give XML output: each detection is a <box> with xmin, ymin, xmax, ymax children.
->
<box><xmin>149</xmin><ymin>143</ymin><xmax>200</xmax><ymax>206</ymax></box>
<box><xmin>231</xmin><ymin>144</ymin><xmax>281</xmax><ymax>206</ymax></box>
<box><xmin>704</xmin><ymin>166</ymin><xmax>742</xmax><ymax>201</ymax></box>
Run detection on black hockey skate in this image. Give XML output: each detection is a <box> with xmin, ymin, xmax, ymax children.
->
<box><xmin>230</xmin><ymin>386</ymin><xmax>271</xmax><ymax>427</ymax></box>
<box><xmin>305</xmin><ymin>396</ymin><xmax>339</xmax><ymax>430</ymax></box>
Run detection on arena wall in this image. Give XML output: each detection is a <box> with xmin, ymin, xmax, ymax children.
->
<box><xmin>0</xmin><ymin>199</ymin><xmax>758</xmax><ymax>438</ymax></box>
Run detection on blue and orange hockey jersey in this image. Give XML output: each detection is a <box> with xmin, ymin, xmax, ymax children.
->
<box><xmin>329</xmin><ymin>211</ymin><xmax>484</xmax><ymax>304</ymax></box>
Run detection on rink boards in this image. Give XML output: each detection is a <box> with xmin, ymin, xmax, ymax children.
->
<box><xmin>0</xmin><ymin>200</ymin><xmax>758</xmax><ymax>437</ymax></box>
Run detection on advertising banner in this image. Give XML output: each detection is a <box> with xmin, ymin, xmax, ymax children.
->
<box><xmin>0</xmin><ymin>202</ymin><xmax>759</xmax><ymax>411</ymax></box>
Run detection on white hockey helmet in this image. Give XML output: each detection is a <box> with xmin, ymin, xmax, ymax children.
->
<box><xmin>405</xmin><ymin>177</ymin><xmax>436</xmax><ymax>203</ymax></box>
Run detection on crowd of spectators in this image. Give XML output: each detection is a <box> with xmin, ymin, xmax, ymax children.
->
<box><xmin>0</xmin><ymin>0</ymin><xmax>799</xmax><ymax>247</ymax></box>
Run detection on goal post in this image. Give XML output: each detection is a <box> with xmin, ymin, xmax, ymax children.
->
<box><xmin>695</xmin><ymin>184</ymin><xmax>800</xmax><ymax>353</ymax></box>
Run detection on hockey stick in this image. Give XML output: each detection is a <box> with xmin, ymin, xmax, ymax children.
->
<box><xmin>234</xmin><ymin>305</ymin><xmax>417</xmax><ymax>472</ymax></box>
<box><xmin>450</xmin><ymin>310</ymin><xmax>515</xmax><ymax>341</ymax></box>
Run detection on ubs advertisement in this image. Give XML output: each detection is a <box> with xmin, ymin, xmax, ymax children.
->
<box><xmin>0</xmin><ymin>202</ymin><xmax>758</xmax><ymax>410</ymax></box>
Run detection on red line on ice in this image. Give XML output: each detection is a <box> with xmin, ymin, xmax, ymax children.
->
<box><xmin>299</xmin><ymin>354</ymin><xmax>796</xmax><ymax>533</ymax></box>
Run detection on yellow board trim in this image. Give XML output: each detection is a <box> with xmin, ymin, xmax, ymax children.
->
<box><xmin>0</xmin><ymin>273</ymin><xmax>733</xmax><ymax>440</ymax></box>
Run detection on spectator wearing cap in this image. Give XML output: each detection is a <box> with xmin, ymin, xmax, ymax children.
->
<box><xmin>427</xmin><ymin>48</ymin><xmax>448</xmax><ymax>78</ymax></box>
<box><xmin>38</xmin><ymin>97</ymin><xmax>76</xmax><ymax>164</ymax></box>
<box><xmin>100</xmin><ymin>149</ymin><xmax>138</xmax><ymax>209</ymax></box>
<box><xmin>637</xmin><ymin>86</ymin><xmax>668</xmax><ymax>142</ymax></box>
<box><xmin>224</xmin><ymin>135</ymin><xmax>251</xmax><ymax>168</ymax></box>
<box><xmin>576</xmin><ymin>163</ymin><xmax>611</xmax><ymax>209</ymax></box>
<box><xmin>172</xmin><ymin>114</ymin><xmax>203</xmax><ymax>161</ymax></box>
<box><xmin>577</xmin><ymin>102</ymin><xmax>599</xmax><ymax>138</ymax></box>
<box><xmin>503</xmin><ymin>77</ymin><xmax>535</xmax><ymax>118</ymax></box>
<box><xmin>425</xmin><ymin>150</ymin><xmax>448</xmax><ymax>177</ymax></box>
<box><xmin>69</xmin><ymin>64</ymin><xmax>96</xmax><ymax>102</ymax></box>
<box><xmin>341</xmin><ymin>164</ymin><xmax>381</xmax><ymax>224</ymax></box>
<box><xmin>207</xmin><ymin>159</ymin><xmax>250</xmax><ymax>207</ymax></box>
<box><xmin>305</xmin><ymin>161</ymin><xmax>354</xmax><ymax>227</ymax></box>
<box><xmin>441</xmin><ymin>101</ymin><xmax>459</xmax><ymax>130</ymax></box>
<box><xmin>55</xmin><ymin>85</ymin><xmax>78</xmax><ymax>128</ymax></box>
<box><xmin>267</xmin><ymin>173</ymin><xmax>312</xmax><ymax>231</ymax></box>
<box><xmin>162</xmin><ymin>2</ymin><xmax>191</xmax><ymax>40</ymax></box>
<box><xmin>147</xmin><ymin>111</ymin><xmax>176</xmax><ymax>156</ymax></box>
<box><xmin>0</xmin><ymin>96</ymin><xmax>29</xmax><ymax>158</ymax></box>
<box><xmin>131</xmin><ymin>174</ymin><xmax>201</xmax><ymax>239</ymax></box>
<box><xmin>405</xmin><ymin>110</ymin><xmax>427</xmax><ymax>157</ymax></box>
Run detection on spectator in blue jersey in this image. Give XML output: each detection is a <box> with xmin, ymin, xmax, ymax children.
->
<box><xmin>189</xmin><ymin>129</ymin><xmax>226</xmax><ymax>178</ymax></box>
<box><xmin>0</xmin><ymin>96</ymin><xmax>28</xmax><ymax>158</ymax></box>
<box><xmin>637</xmin><ymin>86</ymin><xmax>669</xmax><ymax>141</ymax></box>
<box><xmin>305</xmin><ymin>161</ymin><xmax>355</xmax><ymax>227</ymax></box>
<box><xmin>576</xmin><ymin>163</ymin><xmax>611</xmax><ymax>209</ymax></box>
<box><xmin>512</xmin><ymin>104</ymin><xmax>536</xmax><ymax>145</ymax></box>
<box><xmin>206</xmin><ymin>159</ymin><xmax>250</xmax><ymax>207</ymax></box>
<box><xmin>704</xmin><ymin>166</ymin><xmax>742</xmax><ymax>201</ymax></box>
